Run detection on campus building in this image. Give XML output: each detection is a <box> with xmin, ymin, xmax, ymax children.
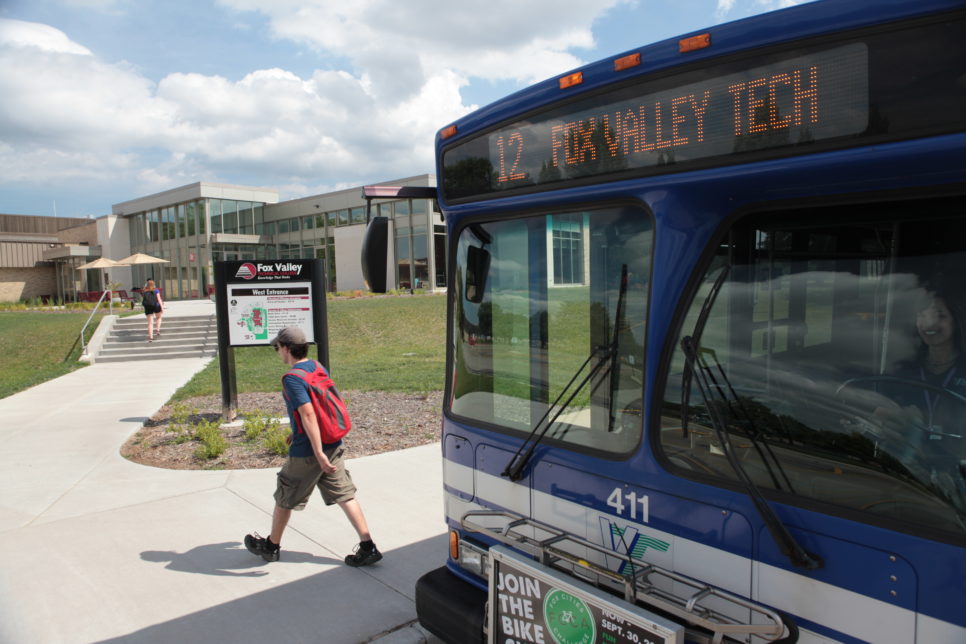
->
<box><xmin>0</xmin><ymin>174</ymin><xmax>442</xmax><ymax>302</ymax></box>
<box><xmin>0</xmin><ymin>213</ymin><xmax>103</xmax><ymax>302</ymax></box>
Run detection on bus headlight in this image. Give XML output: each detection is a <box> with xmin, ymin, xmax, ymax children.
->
<box><xmin>458</xmin><ymin>540</ymin><xmax>489</xmax><ymax>578</ymax></box>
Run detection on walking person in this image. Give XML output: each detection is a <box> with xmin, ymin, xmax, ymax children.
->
<box><xmin>141</xmin><ymin>279</ymin><xmax>164</xmax><ymax>342</ymax></box>
<box><xmin>245</xmin><ymin>326</ymin><xmax>382</xmax><ymax>566</ymax></box>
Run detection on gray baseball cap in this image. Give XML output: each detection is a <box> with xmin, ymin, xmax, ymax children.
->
<box><xmin>269</xmin><ymin>326</ymin><xmax>308</xmax><ymax>347</ymax></box>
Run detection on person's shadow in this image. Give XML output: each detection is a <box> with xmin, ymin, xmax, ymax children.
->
<box><xmin>141</xmin><ymin>542</ymin><xmax>339</xmax><ymax>577</ymax></box>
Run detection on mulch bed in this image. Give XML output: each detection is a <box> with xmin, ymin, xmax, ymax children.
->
<box><xmin>121</xmin><ymin>390</ymin><xmax>442</xmax><ymax>470</ymax></box>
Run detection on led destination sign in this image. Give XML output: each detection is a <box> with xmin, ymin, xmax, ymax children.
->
<box><xmin>443</xmin><ymin>43</ymin><xmax>869</xmax><ymax>200</ymax></box>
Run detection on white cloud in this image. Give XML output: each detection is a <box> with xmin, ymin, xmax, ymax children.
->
<box><xmin>61</xmin><ymin>0</ymin><xmax>129</xmax><ymax>10</ymax></box>
<box><xmin>0</xmin><ymin>18</ymin><xmax>92</xmax><ymax>55</ymax></box>
<box><xmin>0</xmin><ymin>1</ymin><xmax>630</xmax><ymax>202</ymax></box>
<box><xmin>218</xmin><ymin>0</ymin><xmax>624</xmax><ymax>93</ymax></box>
<box><xmin>0</xmin><ymin>18</ymin><xmax>460</xmax><ymax>194</ymax></box>
<box><xmin>715</xmin><ymin>0</ymin><xmax>738</xmax><ymax>17</ymax></box>
<box><xmin>717</xmin><ymin>0</ymin><xmax>812</xmax><ymax>19</ymax></box>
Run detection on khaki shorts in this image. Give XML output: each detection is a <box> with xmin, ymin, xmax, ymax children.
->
<box><xmin>274</xmin><ymin>446</ymin><xmax>357</xmax><ymax>510</ymax></box>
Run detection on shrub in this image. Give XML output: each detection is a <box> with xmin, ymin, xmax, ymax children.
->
<box><xmin>242</xmin><ymin>409</ymin><xmax>284</xmax><ymax>442</ymax></box>
<box><xmin>167</xmin><ymin>403</ymin><xmax>196</xmax><ymax>443</ymax></box>
<box><xmin>262</xmin><ymin>425</ymin><xmax>290</xmax><ymax>456</ymax></box>
<box><xmin>242</xmin><ymin>409</ymin><xmax>267</xmax><ymax>441</ymax></box>
<box><xmin>193</xmin><ymin>419</ymin><xmax>228</xmax><ymax>460</ymax></box>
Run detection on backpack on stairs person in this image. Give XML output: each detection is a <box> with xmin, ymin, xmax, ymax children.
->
<box><xmin>141</xmin><ymin>279</ymin><xmax>164</xmax><ymax>342</ymax></box>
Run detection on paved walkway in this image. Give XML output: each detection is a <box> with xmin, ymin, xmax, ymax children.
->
<box><xmin>0</xmin><ymin>300</ymin><xmax>445</xmax><ymax>644</ymax></box>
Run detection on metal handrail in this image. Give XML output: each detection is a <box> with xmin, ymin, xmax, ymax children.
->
<box><xmin>79</xmin><ymin>290</ymin><xmax>112</xmax><ymax>356</ymax></box>
<box><xmin>462</xmin><ymin>509</ymin><xmax>787</xmax><ymax>644</ymax></box>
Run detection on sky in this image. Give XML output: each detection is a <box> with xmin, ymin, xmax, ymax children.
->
<box><xmin>0</xmin><ymin>0</ymin><xmax>810</xmax><ymax>219</ymax></box>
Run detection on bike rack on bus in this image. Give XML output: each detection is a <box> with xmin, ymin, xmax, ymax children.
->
<box><xmin>462</xmin><ymin>509</ymin><xmax>788</xmax><ymax>644</ymax></box>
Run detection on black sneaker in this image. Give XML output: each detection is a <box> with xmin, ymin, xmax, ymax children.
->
<box><xmin>345</xmin><ymin>542</ymin><xmax>382</xmax><ymax>567</ymax></box>
<box><xmin>245</xmin><ymin>532</ymin><xmax>280</xmax><ymax>562</ymax></box>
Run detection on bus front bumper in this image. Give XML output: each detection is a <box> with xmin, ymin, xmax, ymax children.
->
<box><xmin>415</xmin><ymin>566</ymin><xmax>486</xmax><ymax>644</ymax></box>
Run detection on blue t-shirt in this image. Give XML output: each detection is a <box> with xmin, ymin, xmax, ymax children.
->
<box><xmin>282</xmin><ymin>360</ymin><xmax>342</xmax><ymax>457</ymax></box>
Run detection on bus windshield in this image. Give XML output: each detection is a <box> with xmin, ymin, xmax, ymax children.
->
<box><xmin>661</xmin><ymin>196</ymin><xmax>966</xmax><ymax>538</ymax></box>
<box><xmin>450</xmin><ymin>205</ymin><xmax>651</xmax><ymax>455</ymax></box>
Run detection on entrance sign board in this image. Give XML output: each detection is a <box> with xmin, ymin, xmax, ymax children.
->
<box><xmin>214</xmin><ymin>259</ymin><xmax>329</xmax><ymax>419</ymax></box>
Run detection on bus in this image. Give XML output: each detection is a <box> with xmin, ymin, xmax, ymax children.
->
<box><xmin>364</xmin><ymin>1</ymin><xmax>966</xmax><ymax>641</ymax></box>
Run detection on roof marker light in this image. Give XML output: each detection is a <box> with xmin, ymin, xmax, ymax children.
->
<box><xmin>559</xmin><ymin>72</ymin><xmax>583</xmax><ymax>89</ymax></box>
<box><xmin>614</xmin><ymin>53</ymin><xmax>641</xmax><ymax>72</ymax></box>
<box><xmin>679</xmin><ymin>33</ymin><xmax>711</xmax><ymax>53</ymax></box>
<box><xmin>440</xmin><ymin>125</ymin><xmax>458</xmax><ymax>140</ymax></box>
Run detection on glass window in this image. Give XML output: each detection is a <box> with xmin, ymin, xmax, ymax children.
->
<box><xmin>327</xmin><ymin>239</ymin><xmax>336</xmax><ymax>291</ymax></box>
<box><xmin>303</xmin><ymin>215</ymin><xmax>315</xmax><ymax>230</ymax></box>
<box><xmin>177</xmin><ymin>204</ymin><xmax>187</xmax><ymax>238</ymax></box>
<box><xmin>290</xmin><ymin>216</ymin><xmax>301</xmax><ymax>232</ymax></box>
<box><xmin>210</xmin><ymin>201</ymin><xmax>222</xmax><ymax>234</ymax></box>
<box><xmin>222</xmin><ymin>200</ymin><xmax>238</xmax><ymax>234</ymax></box>
<box><xmin>253</xmin><ymin>203</ymin><xmax>264</xmax><ymax>234</ymax></box>
<box><xmin>660</xmin><ymin>197</ymin><xmax>966</xmax><ymax>538</ymax></box>
<box><xmin>338</xmin><ymin>209</ymin><xmax>350</xmax><ymax>226</ymax></box>
<box><xmin>413</xmin><ymin>232</ymin><xmax>429</xmax><ymax>289</ymax></box>
<box><xmin>435</xmin><ymin>227</ymin><xmax>447</xmax><ymax>288</ymax></box>
<box><xmin>396</xmin><ymin>231</ymin><xmax>411</xmax><ymax>288</ymax></box>
<box><xmin>395</xmin><ymin>200</ymin><xmax>411</xmax><ymax>217</ymax></box>
<box><xmin>451</xmin><ymin>206</ymin><xmax>652</xmax><ymax>454</ymax></box>
<box><xmin>186</xmin><ymin>202</ymin><xmax>196</xmax><ymax>237</ymax></box>
<box><xmin>148</xmin><ymin>210</ymin><xmax>157</xmax><ymax>242</ymax></box>
<box><xmin>238</xmin><ymin>201</ymin><xmax>254</xmax><ymax>234</ymax></box>
<box><xmin>278</xmin><ymin>219</ymin><xmax>289</xmax><ymax>234</ymax></box>
<box><xmin>327</xmin><ymin>211</ymin><xmax>338</xmax><ymax>227</ymax></box>
<box><xmin>551</xmin><ymin>214</ymin><xmax>586</xmax><ymax>285</ymax></box>
<box><xmin>351</xmin><ymin>207</ymin><xmax>366</xmax><ymax>224</ymax></box>
<box><xmin>198</xmin><ymin>201</ymin><xmax>206</xmax><ymax>235</ymax></box>
<box><xmin>412</xmin><ymin>198</ymin><xmax>428</xmax><ymax>218</ymax></box>
<box><xmin>130</xmin><ymin>213</ymin><xmax>144</xmax><ymax>247</ymax></box>
<box><xmin>162</xmin><ymin>206</ymin><xmax>178</xmax><ymax>239</ymax></box>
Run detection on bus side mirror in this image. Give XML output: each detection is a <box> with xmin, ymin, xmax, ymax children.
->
<box><xmin>362</xmin><ymin>216</ymin><xmax>389</xmax><ymax>293</ymax></box>
<box><xmin>466</xmin><ymin>245</ymin><xmax>490</xmax><ymax>303</ymax></box>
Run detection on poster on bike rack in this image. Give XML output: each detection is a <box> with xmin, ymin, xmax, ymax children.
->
<box><xmin>488</xmin><ymin>546</ymin><xmax>683</xmax><ymax>644</ymax></box>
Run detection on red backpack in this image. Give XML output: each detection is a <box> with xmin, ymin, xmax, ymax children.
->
<box><xmin>283</xmin><ymin>361</ymin><xmax>352</xmax><ymax>444</ymax></box>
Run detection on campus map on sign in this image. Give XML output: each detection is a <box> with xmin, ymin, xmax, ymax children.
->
<box><xmin>227</xmin><ymin>281</ymin><xmax>314</xmax><ymax>346</ymax></box>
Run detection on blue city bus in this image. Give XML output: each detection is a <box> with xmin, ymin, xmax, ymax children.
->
<box><xmin>366</xmin><ymin>1</ymin><xmax>966</xmax><ymax>642</ymax></box>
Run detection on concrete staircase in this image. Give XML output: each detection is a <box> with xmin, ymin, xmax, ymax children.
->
<box><xmin>96</xmin><ymin>314</ymin><xmax>218</xmax><ymax>362</ymax></box>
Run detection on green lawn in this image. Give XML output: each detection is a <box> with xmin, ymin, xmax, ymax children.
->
<box><xmin>0</xmin><ymin>312</ymin><xmax>104</xmax><ymax>399</ymax></box>
<box><xmin>171</xmin><ymin>294</ymin><xmax>447</xmax><ymax>401</ymax></box>
<box><xmin>0</xmin><ymin>295</ymin><xmax>447</xmax><ymax>403</ymax></box>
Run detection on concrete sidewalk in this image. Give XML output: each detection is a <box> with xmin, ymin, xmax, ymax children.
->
<box><xmin>0</xmin><ymin>301</ymin><xmax>446</xmax><ymax>644</ymax></box>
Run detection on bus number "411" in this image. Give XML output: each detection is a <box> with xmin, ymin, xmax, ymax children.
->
<box><xmin>607</xmin><ymin>487</ymin><xmax>649</xmax><ymax>523</ymax></box>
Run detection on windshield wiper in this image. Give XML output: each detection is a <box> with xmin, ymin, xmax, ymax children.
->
<box><xmin>606</xmin><ymin>265</ymin><xmax>629</xmax><ymax>433</ymax></box>
<box><xmin>680</xmin><ymin>266</ymin><xmax>822</xmax><ymax>571</ymax></box>
<box><xmin>503</xmin><ymin>264</ymin><xmax>629</xmax><ymax>481</ymax></box>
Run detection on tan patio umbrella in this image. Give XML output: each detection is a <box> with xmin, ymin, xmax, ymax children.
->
<box><xmin>115</xmin><ymin>252</ymin><xmax>169</xmax><ymax>265</ymax></box>
<box><xmin>75</xmin><ymin>257</ymin><xmax>124</xmax><ymax>310</ymax></box>
<box><xmin>76</xmin><ymin>257</ymin><xmax>122</xmax><ymax>270</ymax></box>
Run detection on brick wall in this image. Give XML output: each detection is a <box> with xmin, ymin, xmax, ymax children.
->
<box><xmin>0</xmin><ymin>267</ymin><xmax>57</xmax><ymax>301</ymax></box>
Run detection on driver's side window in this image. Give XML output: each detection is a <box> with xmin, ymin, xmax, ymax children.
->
<box><xmin>659</xmin><ymin>198</ymin><xmax>966</xmax><ymax>539</ymax></box>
